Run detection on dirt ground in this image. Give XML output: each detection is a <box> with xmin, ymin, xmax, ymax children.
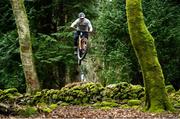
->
<box><xmin>1</xmin><ymin>106</ymin><xmax>179</xmax><ymax>119</ymax></box>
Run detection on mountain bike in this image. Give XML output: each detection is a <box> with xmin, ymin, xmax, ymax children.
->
<box><xmin>77</xmin><ymin>31</ymin><xmax>89</xmax><ymax>65</ymax></box>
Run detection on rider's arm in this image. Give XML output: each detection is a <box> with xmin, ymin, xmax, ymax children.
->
<box><xmin>70</xmin><ymin>19</ymin><xmax>79</xmax><ymax>29</ymax></box>
<box><xmin>88</xmin><ymin>20</ymin><xmax>93</xmax><ymax>32</ymax></box>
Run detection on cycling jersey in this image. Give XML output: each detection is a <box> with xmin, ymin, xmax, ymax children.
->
<box><xmin>71</xmin><ymin>18</ymin><xmax>93</xmax><ymax>32</ymax></box>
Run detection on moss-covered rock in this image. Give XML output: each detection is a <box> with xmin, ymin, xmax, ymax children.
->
<box><xmin>169</xmin><ymin>90</ymin><xmax>180</xmax><ymax>109</ymax></box>
<box><xmin>120</xmin><ymin>104</ymin><xmax>131</xmax><ymax>109</ymax></box>
<box><xmin>4</xmin><ymin>82</ymin><xmax>180</xmax><ymax>116</ymax></box>
<box><xmin>0</xmin><ymin>88</ymin><xmax>22</xmax><ymax>103</ymax></box>
<box><xmin>166</xmin><ymin>85</ymin><xmax>175</xmax><ymax>93</ymax></box>
<box><xmin>127</xmin><ymin>99</ymin><xmax>142</xmax><ymax>106</ymax></box>
<box><xmin>93</xmin><ymin>101</ymin><xmax>119</xmax><ymax>109</ymax></box>
<box><xmin>59</xmin><ymin>102</ymin><xmax>70</xmax><ymax>106</ymax></box>
<box><xmin>36</xmin><ymin>102</ymin><xmax>54</xmax><ymax>113</ymax></box>
<box><xmin>102</xmin><ymin>82</ymin><xmax>144</xmax><ymax>101</ymax></box>
<box><xmin>0</xmin><ymin>82</ymin><xmax>144</xmax><ymax>106</ymax></box>
<box><xmin>49</xmin><ymin>104</ymin><xmax>58</xmax><ymax>110</ymax></box>
<box><xmin>3</xmin><ymin>88</ymin><xmax>18</xmax><ymax>94</ymax></box>
<box><xmin>58</xmin><ymin>82</ymin><xmax>104</xmax><ymax>104</ymax></box>
<box><xmin>174</xmin><ymin>103</ymin><xmax>180</xmax><ymax>109</ymax></box>
<box><xmin>18</xmin><ymin>106</ymin><xmax>37</xmax><ymax>117</ymax></box>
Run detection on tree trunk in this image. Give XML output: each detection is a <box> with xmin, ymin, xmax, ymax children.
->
<box><xmin>10</xmin><ymin>0</ymin><xmax>40</xmax><ymax>93</ymax></box>
<box><xmin>126</xmin><ymin>0</ymin><xmax>174</xmax><ymax>112</ymax></box>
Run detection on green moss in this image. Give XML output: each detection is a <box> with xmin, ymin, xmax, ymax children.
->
<box><xmin>126</xmin><ymin>0</ymin><xmax>174</xmax><ymax>112</ymax></box>
<box><xmin>100</xmin><ymin>106</ymin><xmax>112</xmax><ymax>110</ymax></box>
<box><xmin>0</xmin><ymin>90</ymin><xmax>22</xmax><ymax>103</ymax></box>
<box><xmin>65</xmin><ymin>96</ymin><xmax>74</xmax><ymax>102</ymax></box>
<box><xmin>31</xmin><ymin>91</ymin><xmax>43</xmax><ymax>104</ymax></box>
<box><xmin>72</xmin><ymin>99</ymin><xmax>82</xmax><ymax>104</ymax></box>
<box><xmin>165</xmin><ymin>85</ymin><xmax>175</xmax><ymax>93</ymax></box>
<box><xmin>174</xmin><ymin>103</ymin><xmax>180</xmax><ymax>108</ymax></box>
<box><xmin>37</xmin><ymin>102</ymin><xmax>47</xmax><ymax>109</ymax></box>
<box><xmin>60</xmin><ymin>102</ymin><xmax>70</xmax><ymax>106</ymax></box>
<box><xmin>49</xmin><ymin>104</ymin><xmax>58</xmax><ymax>109</ymax></box>
<box><xmin>19</xmin><ymin>106</ymin><xmax>37</xmax><ymax>117</ymax></box>
<box><xmin>0</xmin><ymin>88</ymin><xmax>22</xmax><ymax>103</ymax></box>
<box><xmin>149</xmin><ymin>107</ymin><xmax>165</xmax><ymax>113</ymax></box>
<box><xmin>121</xmin><ymin>104</ymin><xmax>131</xmax><ymax>109</ymax></box>
<box><xmin>0</xmin><ymin>83</ymin><xmax>147</xmax><ymax>110</ymax></box>
<box><xmin>52</xmin><ymin>94</ymin><xmax>58</xmax><ymax>100</ymax></box>
<box><xmin>43</xmin><ymin>107</ymin><xmax>52</xmax><ymax>113</ymax></box>
<box><xmin>93</xmin><ymin>101</ymin><xmax>118</xmax><ymax>108</ymax></box>
<box><xmin>36</xmin><ymin>102</ymin><xmax>53</xmax><ymax>113</ymax></box>
<box><xmin>6</xmin><ymin>93</ymin><xmax>16</xmax><ymax>101</ymax></box>
<box><xmin>0</xmin><ymin>90</ymin><xmax>3</xmax><ymax>96</ymax></box>
<box><xmin>128</xmin><ymin>99</ymin><xmax>141</xmax><ymax>106</ymax></box>
<box><xmin>103</xmin><ymin>82</ymin><xmax>133</xmax><ymax>100</ymax></box>
<box><xmin>131</xmin><ymin>85</ymin><xmax>144</xmax><ymax>93</ymax></box>
<box><xmin>3</xmin><ymin>88</ymin><xmax>18</xmax><ymax>94</ymax></box>
<box><xmin>169</xmin><ymin>90</ymin><xmax>180</xmax><ymax>109</ymax></box>
<box><xmin>82</xmin><ymin>97</ymin><xmax>89</xmax><ymax>103</ymax></box>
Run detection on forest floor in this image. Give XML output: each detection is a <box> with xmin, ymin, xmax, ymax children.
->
<box><xmin>0</xmin><ymin>106</ymin><xmax>179</xmax><ymax>119</ymax></box>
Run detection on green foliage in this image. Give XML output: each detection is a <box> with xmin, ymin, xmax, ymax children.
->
<box><xmin>18</xmin><ymin>106</ymin><xmax>37</xmax><ymax>117</ymax></box>
<box><xmin>33</xmin><ymin>32</ymin><xmax>74</xmax><ymax>64</ymax></box>
<box><xmin>32</xmin><ymin>31</ymin><xmax>76</xmax><ymax>88</ymax></box>
<box><xmin>0</xmin><ymin>0</ymin><xmax>179</xmax><ymax>92</ymax></box>
<box><xmin>94</xmin><ymin>0</ymin><xmax>180</xmax><ymax>86</ymax></box>
<box><xmin>24</xmin><ymin>0</ymin><xmax>99</xmax><ymax>88</ymax></box>
<box><xmin>142</xmin><ymin>0</ymin><xmax>180</xmax><ymax>84</ymax></box>
<box><xmin>0</xmin><ymin>31</ymin><xmax>25</xmax><ymax>92</ymax></box>
<box><xmin>24</xmin><ymin>0</ymin><xmax>99</xmax><ymax>33</ymax></box>
<box><xmin>0</xmin><ymin>0</ymin><xmax>15</xmax><ymax>34</ymax></box>
<box><xmin>49</xmin><ymin>103</ymin><xmax>58</xmax><ymax>110</ymax></box>
<box><xmin>60</xmin><ymin>0</ymin><xmax>99</xmax><ymax>21</ymax></box>
<box><xmin>94</xmin><ymin>0</ymin><xmax>133</xmax><ymax>85</ymax></box>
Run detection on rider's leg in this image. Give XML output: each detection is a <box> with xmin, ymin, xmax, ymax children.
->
<box><xmin>82</xmin><ymin>32</ymin><xmax>88</xmax><ymax>39</ymax></box>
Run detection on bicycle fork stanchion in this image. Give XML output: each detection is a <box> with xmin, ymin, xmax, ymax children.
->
<box><xmin>80</xmin><ymin>66</ymin><xmax>84</xmax><ymax>81</ymax></box>
<box><xmin>79</xmin><ymin>65</ymin><xmax>87</xmax><ymax>82</ymax></box>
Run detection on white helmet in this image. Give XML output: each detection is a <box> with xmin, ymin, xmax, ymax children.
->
<box><xmin>78</xmin><ymin>12</ymin><xmax>85</xmax><ymax>18</ymax></box>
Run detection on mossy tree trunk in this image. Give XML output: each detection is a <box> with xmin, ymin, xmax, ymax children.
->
<box><xmin>10</xmin><ymin>0</ymin><xmax>40</xmax><ymax>93</ymax></box>
<box><xmin>126</xmin><ymin>0</ymin><xmax>174</xmax><ymax>112</ymax></box>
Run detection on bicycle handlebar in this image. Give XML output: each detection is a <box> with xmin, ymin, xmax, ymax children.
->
<box><xmin>70</xmin><ymin>27</ymin><xmax>93</xmax><ymax>33</ymax></box>
<box><xmin>69</xmin><ymin>27</ymin><xmax>96</xmax><ymax>35</ymax></box>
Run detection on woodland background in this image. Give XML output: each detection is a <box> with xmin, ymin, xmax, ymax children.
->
<box><xmin>0</xmin><ymin>0</ymin><xmax>179</xmax><ymax>93</ymax></box>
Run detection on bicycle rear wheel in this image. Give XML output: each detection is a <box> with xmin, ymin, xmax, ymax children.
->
<box><xmin>77</xmin><ymin>38</ymin><xmax>88</xmax><ymax>61</ymax></box>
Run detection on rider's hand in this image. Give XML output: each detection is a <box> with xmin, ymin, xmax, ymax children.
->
<box><xmin>69</xmin><ymin>27</ymin><xmax>77</xmax><ymax>31</ymax></box>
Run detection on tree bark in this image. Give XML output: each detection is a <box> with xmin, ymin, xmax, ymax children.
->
<box><xmin>126</xmin><ymin>0</ymin><xmax>174</xmax><ymax>112</ymax></box>
<box><xmin>10</xmin><ymin>0</ymin><xmax>40</xmax><ymax>93</ymax></box>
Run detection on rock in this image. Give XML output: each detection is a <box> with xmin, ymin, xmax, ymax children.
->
<box><xmin>127</xmin><ymin>100</ymin><xmax>141</xmax><ymax>106</ymax></box>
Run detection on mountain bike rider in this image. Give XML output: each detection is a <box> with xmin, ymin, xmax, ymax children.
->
<box><xmin>70</xmin><ymin>12</ymin><xmax>93</xmax><ymax>54</ymax></box>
